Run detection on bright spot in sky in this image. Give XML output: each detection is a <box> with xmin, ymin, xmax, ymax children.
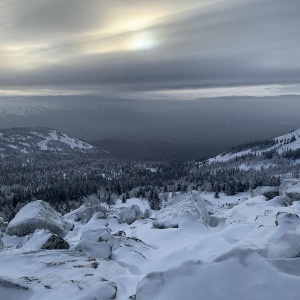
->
<box><xmin>129</xmin><ymin>33</ymin><xmax>156</xmax><ymax>50</ymax></box>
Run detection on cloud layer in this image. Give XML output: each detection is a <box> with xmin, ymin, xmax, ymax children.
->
<box><xmin>1</xmin><ymin>0</ymin><xmax>300</xmax><ymax>96</ymax></box>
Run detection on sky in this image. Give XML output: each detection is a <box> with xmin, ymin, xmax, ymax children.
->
<box><xmin>1</xmin><ymin>0</ymin><xmax>300</xmax><ymax>99</ymax></box>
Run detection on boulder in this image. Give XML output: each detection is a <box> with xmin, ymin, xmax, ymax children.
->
<box><xmin>0</xmin><ymin>217</ymin><xmax>8</xmax><ymax>232</ymax></box>
<box><xmin>7</xmin><ymin>200</ymin><xmax>64</xmax><ymax>237</ymax></box>
<box><xmin>118</xmin><ymin>205</ymin><xmax>144</xmax><ymax>225</ymax></box>
<box><xmin>0</xmin><ymin>236</ymin><xmax>3</xmax><ymax>249</ymax></box>
<box><xmin>250</xmin><ymin>186</ymin><xmax>279</xmax><ymax>199</ymax></box>
<box><xmin>75</xmin><ymin>239</ymin><xmax>112</xmax><ymax>259</ymax></box>
<box><xmin>191</xmin><ymin>194</ymin><xmax>210</xmax><ymax>226</ymax></box>
<box><xmin>268</xmin><ymin>231</ymin><xmax>300</xmax><ymax>258</ymax></box>
<box><xmin>275</xmin><ymin>212</ymin><xmax>300</xmax><ymax>226</ymax></box>
<box><xmin>267</xmin><ymin>196</ymin><xmax>292</xmax><ymax>207</ymax></box>
<box><xmin>18</xmin><ymin>229</ymin><xmax>52</xmax><ymax>251</ymax></box>
<box><xmin>143</xmin><ymin>209</ymin><xmax>152</xmax><ymax>219</ymax></box>
<box><xmin>80</xmin><ymin>228</ymin><xmax>111</xmax><ymax>242</ymax></box>
<box><xmin>279</xmin><ymin>179</ymin><xmax>300</xmax><ymax>201</ymax></box>
<box><xmin>64</xmin><ymin>205</ymin><xmax>107</xmax><ymax>223</ymax></box>
<box><xmin>209</xmin><ymin>216</ymin><xmax>226</xmax><ymax>227</ymax></box>
<box><xmin>286</xmin><ymin>188</ymin><xmax>300</xmax><ymax>201</ymax></box>
<box><xmin>42</xmin><ymin>234</ymin><xmax>70</xmax><ymax>250</ymax></box>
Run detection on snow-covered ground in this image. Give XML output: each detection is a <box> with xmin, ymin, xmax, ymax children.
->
<box><xmin>2</xmin><ymin>191</ymin><xmax>300</xmax><ymax>299</ymax></box>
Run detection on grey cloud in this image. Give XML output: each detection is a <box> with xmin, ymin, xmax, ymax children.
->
<box><xmin>1</xmin><ymin>0</ymin><xmax>300</xmax><ymax>93</ymax></box>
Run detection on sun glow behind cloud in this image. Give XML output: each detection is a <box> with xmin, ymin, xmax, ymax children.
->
<box><xmin>129</xmin><ymin>32</ymin><xmax>157</xmax><ymax>51</ymax></box>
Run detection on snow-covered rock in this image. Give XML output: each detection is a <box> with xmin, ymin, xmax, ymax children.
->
<box><xmin>75</xmin><ymin>239</ymin><xmax>112</xmax><ymax>259</ymax></box>
<box><xmin>268</xmin><ymin>196</ymin><xmax>292</xmax><ymax>207</ymax></box>
<box><xmin>118</xmin><ymin>205</ymin><xmax>144</xmax><ymax>225</ymax></box>
<box><xmin>0</xmin><ymin>236</ymin><xmax>3</xmax><ymax>249</ymax></box>
<box><xmin>250</xmin><ymin>186</ymin><xmax>279</xmax><ymax>199</ymax></box>
<box><xmin>286</xmin><ymin>186</ymin><xmax>300</xmax><ymax>201</ymax></box>
<box><xmin>279</xmin><ymin>179</ymin><xmax>300</xmax><ymax>202</ymax></box>
<box><xmin>42</xmin><ymin>235</ymin><xmax>70</xmax><ymax>250</ymax></box>
<box><xmin>7</xmin><ymin>201</ymin><xmax>64</xmax><ymax>237</ymax></box>
<box><xmin>0</xmin><ymin>217</ymin><xmax>7</xmax><ymax>233</ymax></box>
<box><xmin>143</xmin><ymin>209</ymin><xmax>152</xmax><ymax>219</ymax></box>
<box><xmin>153</xmin><ymin>193</ymin><xmax>209</xmax><ymax>229</ymax></box>
<box><xmin>19</xmin><ymin>230</ymin><xmax>52</xmax><ymax>251</ymax></box>
<box><xmin>80</xmin><ymin>228</ymin><xmax>111</xmax><ymax>242</ymax></box>
<box><xmin>64</xmin><ymin>204</ymin><xmax>107</xmax><ymax>223</ymax></box>
<box><xmin>275</xmin><ymin>212</ymin><xmax>300</xmax><ymax>226</ymax></box>
<box><xmin>268</xmin><ymin>231</ymin><xmax>300</xmax><ymax>258</ymax></box>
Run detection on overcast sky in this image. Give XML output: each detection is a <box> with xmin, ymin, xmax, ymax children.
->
<box><xmin>1</xmin><ymin>0</ymin><xmax>300</xmax><ymax>98</ymax></box>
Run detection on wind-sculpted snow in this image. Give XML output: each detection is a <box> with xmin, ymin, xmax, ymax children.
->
<box><xmin>3</xmin><ymin>193</ymin><xmax>300</xmax><ymax>299</ymax></box>
<box><xmin>136</xmin><ymin>251</ymin><xmax>300</xmax><ymax>300</ymax></box>
<box><xmin>0</xmin><ymin>277</ymin><xmax>34</xmax><ymax>300</ymax></box>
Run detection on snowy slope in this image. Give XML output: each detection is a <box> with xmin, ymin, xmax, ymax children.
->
<box><xmin>2</xmin><ymin>191</ymin><xmax>300</xmax><ymax>299</ymax></box>
<box><xmin>209</xmin><ymin>128</ymin><xmax>300</xmax><ymax>163</ymax></box>
<box><xmin>0</xmin><ymin>127</ymin><xmax>93</xmax><ymax>156</ymax></box>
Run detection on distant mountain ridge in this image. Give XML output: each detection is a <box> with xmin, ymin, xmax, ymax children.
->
<box><xmin>209</xmin><ymin>129</ymin><xmax>300</xmax><ymax>163</ymax></box>
<box><xmin>0</xmin><ymin>127</ymin><xmax>93</xmax><ymax>156</ymax></box>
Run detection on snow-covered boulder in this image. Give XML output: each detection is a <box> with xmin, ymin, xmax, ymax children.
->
<box><xmin>209</xmin><ymin>215</ymin><xmax>226</xmax><ymax>227</ymax></box>
<box><xmin>143</xmin><ymin>209</ymin><xmax>152</xmax><ymax>219</ymax></box>
<box><xmin>0</xmin><ymin>236</ymin><xmax>3</xmax><ymax>249</ymax></box>
<box><xmin>7</xmin><ymin>200</ymin><xmax>64</xmax><ymax>237</ymax></box>
<box><xmin>80</xmin><ymin>228</ymin><xmax>111</xmax><ymax>242</ymax></box>
<box><xmin>75</xmin><ymin>239</ymin><xmax>112</xmax><ymax>259</ymax></box>
<box><xmin>279</xmin><ymin>179</ymin><xmax>300</xmax><ymax>201</ymax></box>
<box><xmin>153</xmin><ymin>193</ymin><xmax>210</xmax><ymax>229</ymax></box>
<box><xmin>0</xmin><ymin>217</ymin><xmax>8</xmax><ymax>232</ymax></box>
<box><xmin>267</xmin><ymin>196</ymin><xmax>292</xmax><ymax>207</ymax></box>
<box><xmin>250</xmin><ymin>186</ymin><xmax>279</xmax><ymax>199</ymax></box>
<box><xmin>268</xmin><ymin>231</ymin><xmax>300</xmax><ymax>258</ymax></box>
<box><xmin>18</xmin><ymin>229</ymin><xmax>52</xmax><ymax>251</ymax></box>
<box><xmin>286</xmin><ymin>187</ymin><xmax>300</xmax><ymax>201</ymax></box>
<box><xmin>191</xmin><ymin>194</ymin><xmax>210</xmax><ymax>226</ymax></box>
<box><xmin>64</xmin><ymin>204</ymin><xmax>107</xmax><ymax>223</ymax></box>
<box><xmin>42</xmin><ymin>234</ymin><xmax>70</xmax><ymax>250</ymax></box>
<box><xmin>118</xmin><ymin>205</ymin><xmax>144</xmax><ymax>225</ymax></box>
<box><xmin>275</xmin><ymin>212</ymin><xmax>300</xmax><ymax>226</ymax></box>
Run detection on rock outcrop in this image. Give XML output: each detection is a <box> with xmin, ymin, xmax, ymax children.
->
<box><xmin>42</xmin><ymin>235</ymin><xmax>70</xmax><ymax>250</ymax></box>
